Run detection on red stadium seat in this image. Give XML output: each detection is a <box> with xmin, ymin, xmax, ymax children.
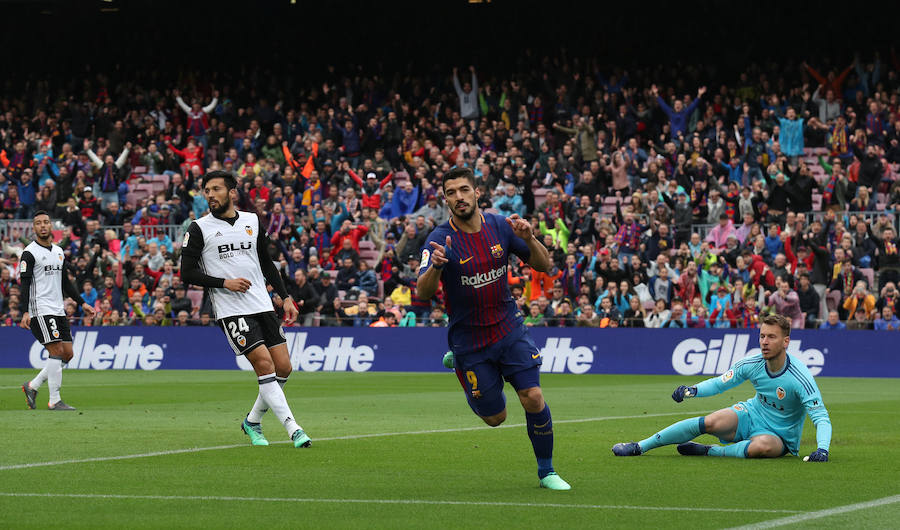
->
<box><xmin>186</xmin><ymin>289</ymin><xmax>204</xmax><ymax>314</ymax></box>
<box><xmin>148</xmin><ymin>174</ymin><xmax>171</xmax><ymax>187</ymax></box>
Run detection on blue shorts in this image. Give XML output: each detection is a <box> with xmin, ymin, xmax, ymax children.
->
<box><xmin>453</xmin><ymin>326</ymin><xmax>542</xmax><ymax>417</ymax></box>
<box><xmin>719</xmin><ymin>400</ymin><xmax>796</xmax><ymax>456</ymax></box>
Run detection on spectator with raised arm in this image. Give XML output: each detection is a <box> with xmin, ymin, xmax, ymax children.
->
<box><xmin>652</xmin><ymin>84</ymin><xmax>706</xmax><ymax>138</ymax></box>
<box><xmin>84</xmin><ymin>139</ymin><xmax>130</xmax><ymax>209</ymax></box>
<box><xmin>452</xmin><ymin>66</ymin><xmax>479</xmax><ymax>121</ymax></box>
<box><xmin>174</xmin><ymin>88</ymin><xmax>219</xmax><ymax>149</ymax></box>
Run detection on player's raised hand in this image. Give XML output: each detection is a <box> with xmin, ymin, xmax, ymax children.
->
<box><xmin>282</xmin><ymin>296</ymin><xmax>299</xmax><ymax>325</ymax></box>
<box><xmin>224</xmin><ymin>278</ymin><xmax>252</xmax><ymax>293</ymax></box>
<box><xmin>804</xmin><ymin>448</ymin><xmax>829</xmax><ymax>462</ymax></box>
<box><xmin>20</xmin><ymin>311</ymin><xmax>31</xmax><ymax>329</ymax></box>
<box><xmin>82</xmin><ymin>303</ymin><xmax>96</xmax><ymax>319</ymax></box>
<box><xmin>428</xmin><ymin>236</ymin><xmax>452</xmax><ymax>269</ymax></box>
<box><xmin>672</xmin><ymin>385</ymin><xmax>697</xmax><ymax>403</ymax></box>
<box><xmin>506</xmin><ymin>214</ymin><xmax>532</xmax><ymax>240</ymax></box>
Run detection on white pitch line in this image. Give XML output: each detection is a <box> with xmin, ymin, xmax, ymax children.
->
<box><xmin>0</xmin><ymin>492</ymin><xmax>804</xmax><ymax>514</ymax></box>
<box><xmin>0</xmin><ymin>411</ymin><xmax>695</xmax><ymax>471</ymax></box>
<box><xmin>726</xmin><ymin>494</ymin><xmax>900</xmax><ymax>529</ymax></box>
<box><xmin>0</xmin><ymin>383</ymin><xmax>137</xmax><ymax>390</ymax></box>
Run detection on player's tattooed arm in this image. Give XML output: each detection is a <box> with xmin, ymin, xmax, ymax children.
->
<box><xmin>507</xmin><ymin>214</ymin><xmax>551</xmax><ymax>272</ymax></box>
<box><xmin>416</xmin><ymin>235</ymin><xmax>451</xmax><ymax>300</ymax></box>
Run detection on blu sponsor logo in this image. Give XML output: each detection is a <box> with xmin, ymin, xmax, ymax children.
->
<box><xmin>236</xmin><ymin>332</ymin><xmax>375</xmax><ymax>372</ymax></box>
<box><xmin>29</xmin><ymin>331</ymin><xmax>164</xmax><ymax>370</ymax></box>
<box><xmin>671</xmin><ymin>333</ymin><xmax>825</xmax><ymax>376</ymax></box>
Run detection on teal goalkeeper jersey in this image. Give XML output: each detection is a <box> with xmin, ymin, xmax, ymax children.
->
<box><xmin>694</xmin><ymin>353</ymin><xmax>832</xmax><ymax>451</ymax></box>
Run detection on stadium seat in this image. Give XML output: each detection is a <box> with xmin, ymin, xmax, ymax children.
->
<box><xmin>186</xmin><ymin>289</ymin><xmax>204</xmax><ymax>313</ymax></box>
<box><xmin>126</xmin><ymin>190</ymin><xmax>151</xmax><ymax>208</ymax></box>
<box><xmin>825</xmin><ymin>290</ymin><xmax>842</xmax><ymax>312</ymax></box>
<box><xmin>148</xmin><ymin>173</ymin><xmax>171</xmax><ymax>187</ymax></box>
<box><xmin>360</xmin><ymin>250</ymin><xmax>379</xmax><ymax>268</ymax></box>
<box><xmin>533</xmin><ymin>188</ymin><xmax>549</xmax><ymax>208</ymax></box>
<box><xmin>133</xmin><ymin>183</ymin><xmax>156</xmax><ymax>195</ymax></box>
<box><xmin>133</xmin><ymin>165</ymin><xmax>147</xmax><ymax>174</ymax></box>
<box><xmin>358</xmin><ymin>240</ymin><xmax>376</xmax><ymax>252</ymax></box>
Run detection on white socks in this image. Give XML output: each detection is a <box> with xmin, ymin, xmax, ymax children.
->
<box><xmin>247</xmin><ymin>376</ymin><xmax>287</xmax><ymax>423</ymax></box>
<box><xmin>47</xmin><ymin>358</ymin><xmax>63</xmax><ymax>405</ymax></box>
<box><xmin>256</xmin><ymin>373</ymin><xmax>300</xmax><ymax>436</ymax></box>
<box><xmin>29</xmin><ymin>365</ymin><xmax>49</xmax><ymax>391</ymax></box>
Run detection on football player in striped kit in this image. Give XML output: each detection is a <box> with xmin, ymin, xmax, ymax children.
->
<box><xmin>20</xmin><ymin>211</ymin><xmax>96</xmax><ymax>410</ymax></box>
<box><xmin>180</xmin><ymin>171</ymin><xmax>311</xmax><ymax>448</ymax></box>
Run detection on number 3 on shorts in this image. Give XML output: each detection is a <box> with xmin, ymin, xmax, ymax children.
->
<box><xmin>227</xmin><ymin>317</ymin><xmax>250</xmax><ymax>337</ymax></box>
<box><xmin>466</xmin><ymin>370</ymin><xmax>478</xmax><ymax>390</ymax></box>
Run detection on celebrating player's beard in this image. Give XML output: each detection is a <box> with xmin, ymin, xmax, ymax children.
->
<box><xmin>208</xmin><ymin>191</ymin><xmax>233</xmax><ymax>216</ymax></box>
<box><xmin>450</xmin><ymin>195</ymin><xmax>476</xmax><ymax>220</ymax></box>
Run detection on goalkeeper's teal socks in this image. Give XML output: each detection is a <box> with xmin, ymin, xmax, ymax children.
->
<box><xmin>708</xmin><ymin>440</ymin><xmax>751</xmax><ymax>458</ymax></box>
<box><xmin>638</xmin><ymin>417</ymin><xmax>705</xmax><ymax>453</ymax></box>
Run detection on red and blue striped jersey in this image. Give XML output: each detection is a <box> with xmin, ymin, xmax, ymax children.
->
<box><xmin>418</xmin><ymin>212</ymin><xmax>531</xmax><ymax>355</ymax></box>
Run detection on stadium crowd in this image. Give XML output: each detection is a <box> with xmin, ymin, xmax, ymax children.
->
<box><xmin>2</xmin><ymin>50</ymin><xmax>900</xmax><ymax>331</ymax></box>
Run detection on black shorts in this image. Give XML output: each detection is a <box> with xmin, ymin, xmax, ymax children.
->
<box><xmin>218</xmin><ymin>311</ymin><xmax>286</xmax><ymax>356</ymax></box>
<box><xmin>30</xmin><ymin>314</ymin><xmax>72</xmax><ymax>345</ymax></box>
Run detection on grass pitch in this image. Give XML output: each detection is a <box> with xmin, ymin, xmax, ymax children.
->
<box><xmin>1</xmin><ymin>369</ymin><xmax>898</xmax><ymax>529</ymax></box>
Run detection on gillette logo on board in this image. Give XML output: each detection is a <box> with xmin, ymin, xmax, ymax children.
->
<box><xmin>236</xmin><ymin>332</ymin><xmax>375</xmax><ymax>372</ymax></box>
<box><xmin>29</xmin><ymin>331</ymin><xmax>164</xmax><ymax>370</ymax></box>
<box><xmin>671</xmin><ymin>334</ymin><xmax>825</xmax><ymax>376</ymax></box>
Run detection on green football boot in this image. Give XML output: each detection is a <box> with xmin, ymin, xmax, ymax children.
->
<box><xmin>241</xmin><ymin>418</ymin><xmax>269</xmax><ymax>446</ymax></box>
<box><xmin>539</xmin><ymin>472</ymin><xmax>571</xmax><ymax>491</ymax></box>
<box><xmin>292</xmin><ymin>428</ymin><xmax>312</xmax><ymax>448</ymax></box>
<box><xmin>442</xmin><ymin>351</ymin><xmax>455</xmax><ymax>369</ymax></box>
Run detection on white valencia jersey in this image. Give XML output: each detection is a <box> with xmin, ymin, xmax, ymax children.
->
<box><xmin>20</xmin><ymin>241</ymin><xmax>66</xmax><ymax>317</ymax></box>
<box><xmin>189</xmin><ymin>211</ymin><xmax>273</xmax><ymax>319</ymax></box>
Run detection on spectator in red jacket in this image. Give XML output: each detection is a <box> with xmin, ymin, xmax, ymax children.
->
<box><xmin>330</xmin><ymin>219</ymin><xmax>369</xmax><ymax>253</ymax></box>
<box><xmin>249</xmin><ymin>175</ymin><xmax>270</xmax><ymax>202</ymax></box>
<box><xmin>78</xmin><ymin>186</ymin><xmax>100</xmax><ymax>220</ymax></box>
<box><xmin>166</xmin><ymin>137</ymin><xmax>204</xmax><ymax>174</ymax></box>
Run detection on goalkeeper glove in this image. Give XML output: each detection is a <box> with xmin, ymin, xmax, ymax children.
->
<box><xmin>805</xmin><ymin>448</ymin><xmax>829</xmax><ymax>462</ymax></box>
<box><xmin>672</xmin><ymin>385</ymin><xmax>697</xmax><ymax>403</ymax></box>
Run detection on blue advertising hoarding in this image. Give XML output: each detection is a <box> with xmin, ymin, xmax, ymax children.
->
<box><xmin>0</xmin><ymin>327</ymin><xmax>896</xmax><ymax>378</ymax></box>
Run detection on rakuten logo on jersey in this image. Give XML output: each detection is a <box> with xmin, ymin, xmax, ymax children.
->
<box><xmin>235</xmin><ymin>332</ymin><xmax>374</xmax><ymax>372</ymax></box>
<box><xmin>461</xmin><ymin>265</ymin><xmax>507</xmax><ymax>289</ymax></box>
<box><xmin>671</xmin><ymin>334</ymin><xmax>825</xmax><ymax>376</ymax></box>
<box><xmin>29</xmin><ymin>332</ymin><xmax>164</xmax><ymax>370</ymax></box>
<box><xmin>539</xmin><ymin>337</ymin><xmax>593</xmax><ymax>374</ymax></box>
